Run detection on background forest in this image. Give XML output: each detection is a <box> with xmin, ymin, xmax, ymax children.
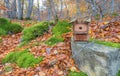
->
<box><xmin>0</xmin><ymin>0</ymin><xmax>120</xmax><ymax>76</ymax></box>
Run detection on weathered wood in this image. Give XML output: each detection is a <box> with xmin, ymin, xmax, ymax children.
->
<box><xmin>73</xmin><ymin>19</ymin><xmax>89</xmax><ymax>41</ymax></box>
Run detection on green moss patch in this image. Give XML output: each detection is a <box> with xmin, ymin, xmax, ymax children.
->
<box><xmin>0</xmin><ymin>18</ymin><xmax>23</xmax><ymax>36</ymax></box>
<box><xmin>0</xmin><ymin>28</ymin><xmax>7</xmax><ymax>36</ymax></box>
<box><xmin>45</xmin><ymin>20</ymin><xmax>71</xmax><ymax>46</ymax></box>
<box><xmin>0</xmin><ymin>18</ymin><xmax>10</xmax><ymax>25</ymax></box>
<box><xmin>22</xmin><ymin>21</ymin><xmax>49</xmax><ymax>42</ymax></box>
<box><xmin>2</xmin><ymin>49</ymin><xmax>43</xmax><ymax>68</ymax></box>
<box><xmin>89</xmin><ymin>38</ymin><xmax>120</xmax><ymax>48</ymax></box>
<box><xmin>45</xmin><ymin>36</ymin><xmax>64</xmax><ymax>46</ymax></box>
<box><xmin>69</xmin><ymin>71</ymin><xmax>88</xmax><ymax>76</ymax></box>
<box><xmin>116</xmin><ymin>70</ymin><xmax>120</xmax><ymax>76</ymax></box>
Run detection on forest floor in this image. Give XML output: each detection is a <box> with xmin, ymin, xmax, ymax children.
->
<box><xmin>0</xmin><ymin>16</ymin><xmax>120</xmax><ymax>76</ymax></box>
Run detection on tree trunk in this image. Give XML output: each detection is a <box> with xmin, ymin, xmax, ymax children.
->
<box><xmin>26</xmin><ymin>0</ymin><xmax>34</xmax><ymax>19</ymax></box>
<box><xmin>11</xmin><ymin>0</ymin><xmax>17</xmax><ymax>19</ymax></box>
<box><xmin>111</xmin><ymin>0</ymin><xmax>115</xmax><ymax>13</ymax></box>
<box><xmin>76</xmin><ymin>0</ymin><xmax>81</xmax><ymax>18</ymax></box>
<box><xmin>59</xmin><ymin>0</ymin><xmax>63</xmax><ymax>19</ymax></box>
<box><xmin>47</xmin><ymin>6</ymin><xmax>52</xmax><ymax>21</ymax></box>
<box><xmin>4</xmin><ymin>0</ymin><xmax>12</xmax><ymax>19</ymax></box>
<box><xmin>17</xmin><ymin>0</ymin><xmax>23</xmax><ymax>20</ymax></box>
<box><xmin>37</xmin><ymin>0</ymin><xmax>40</xmax><ymax>21</ymax></box>
<box><xmin>48</xmin><ymin>0</ymin><xmax>58</xmax><ymax>24</ymax></box>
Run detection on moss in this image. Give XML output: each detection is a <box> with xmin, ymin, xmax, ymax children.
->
<box><xmin>46</xmin><ymin>20</ymin><xmax>71</xmax><ymax>46</ymax></box>
<box><xmin>2</xmin><ymin>49</ymin><xmax>43</xmax><ymax>68</ymax></box>
<box><xmin>89</xmin><ymin>38</ymin><xmax>120</xmax><ymax>48</ymax></box>
<box><xmin>45</xmin><ymin>36</ymin><xmax>64</xmax><ymax>46</ymax></box>
<box><xmin>69</xmin><ymin>71</ymin><xmax>88</xmax><ymax>76</ymax></box>
<box><xmin>116</xmin><ymin>70</ymin><xmax>120</xmax><ymax>76</ymax></box>
<box><xmin>0</xmin><ymin>18</ymin><xmax>10</xmax><ymax>25</ymax></box>
<box><xmin>0</xmin><ymin>18</ymin><xmax>23</xmax><ymax>35</ymax></box>
<box><xmin>22</xmin><ymin>21</ymin><xmax>49</xmax><ymax>42</ymax></box>
<box><xmin>0</xmin><ymin>28</ymin><xmax>7</xmax><ymax>36</ymax></box>
<box><xmin>0</xmin><ymin>37</ymin><xmax>2</xmax><ymax>42</ymax></box>
<box><xmin>8</xmin><ymin>23</ymin><xmax>23</xmax><ymax>34</ymax></box>
<box><xmin>52</xmin><ymin>20</ymin><xmax>71</xmax><ymax>37</ymax></box>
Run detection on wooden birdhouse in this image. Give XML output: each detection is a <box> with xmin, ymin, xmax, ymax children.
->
<box><xmin>72</xmin><ymin>19</ymin><xmax>89</xmax><ymax>41</ymax></box>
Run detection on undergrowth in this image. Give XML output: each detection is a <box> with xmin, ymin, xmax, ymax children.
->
<box><xmin>0</xmin><ymin>18</ymin><xmax>10</xmax><ymax>25</ymax></box>
<box><xmin>89</xmin><ymin>38</ymin><xmax>120</xmax><ymax>48</ymax></box>
<box><xmin>69</xmin><ymin>71</ymin><xmax>88</xmax><ymax>76</ymax></box>
<box><xmin>2</xmin><ymin>49</ymin><xmax>43</xmax><ymax>68</ymax></box>
<box><xmin>0</xmin><ymin>18</ymin><xmax>23</xmax><ymax>36</ymax></box>
<box><xmin>116</xmin><ymin>70</ymin><xmax>120</xmax><ymax>76</ymax></box>
<box><xmin>22</xmin><ymin>21</ymin><xmax>49</xmax><ymax>42</ymax></box>
<box><xmin>45</xmin><ymin>36</ymin><xmax>64</xmax><ymax>46</ymax></box>
<box><xmin>45</xmin><ymin>20</ymin><xmax>71</xmax><ymax>46</ymax></box>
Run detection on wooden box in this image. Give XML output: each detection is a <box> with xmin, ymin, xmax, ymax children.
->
<box><xmin>73</xmin><ymin>34</ymin><xmax>89</xmax><ymax>41</ymax></box>
<box><xmin>73</xmin><ymin>22</ymin><xmax>89</xmax><ymax>41</ymax></box>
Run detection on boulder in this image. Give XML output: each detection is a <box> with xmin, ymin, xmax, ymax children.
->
<box><xmin>71</xmin><ymin>38</ymin><xmax>120</xmax><ymax>76</ymax></box>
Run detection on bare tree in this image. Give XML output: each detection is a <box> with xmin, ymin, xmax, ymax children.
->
<box><xmin>4</xmin><ymin>0</ymin><xmax>12</xmax><ymax>19</ymax></box>
<box><xmin>37</xmin><ymin>0</ymin><xmax>40</xmax><ymax>21</ymax></box>
<box><xmin>26</xmin><ymin>0</ymin><xmax>34</xmax><ymax>19</ymax></box>
<box><xmin>76</xmin><ymin>0</ymin><xmax>81</xmax><ymax>18</ymax></box>
<box><xmin>17</xmin><ymin>0</ymin><xmax>23</xmax><ymax>20</ymax></box>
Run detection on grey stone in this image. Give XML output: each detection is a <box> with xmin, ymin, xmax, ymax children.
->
<box><xmin>71</xmin><ymin>38</ymin><xmax>120</xmax><ymax>76</ymax></box>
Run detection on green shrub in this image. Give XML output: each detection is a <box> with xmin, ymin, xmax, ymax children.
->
<box><xmin>0</xmin><ymin>18</ymin><xmax>10</xmax><ymax>26</ymax></box>
<box><xmin>22</xmin><ymin>21</ymin><xmax>49</xmax><ymax>42</ymax></box>
<box><xmin>2</xmin><ymin>50</ymin><xmax>43</xmax><ymax>68</ymax></box>
<box><xmin>46</xmin><ymin>20</ymin><xmax>71</xmax><ymax>46</ymax></box>
<box><xmin>89</xmin><ymin>38</ymin><xmax>120</xmax><ymax>48</ymax></box>
<box><xmin>116</xmin><ymin>70</ymin><xmax>120</xmax><ymax>76</ymax></box>
<box><xmin>45</xmin><ymin>36</ymin><xmax>64</xmax><ymax>46</ymax></box>
<box><xmin>69</xmin><ymin>71</ymin><xmax>88</xmax><ymax>76</ymax></box>
<box><xmin>0</xmin><ymin>28</ymin><xmax>7</xmax><ymax>36</ymax></box>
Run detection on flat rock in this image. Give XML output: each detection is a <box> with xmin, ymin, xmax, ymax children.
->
<box><xmin>71</xmin><ymin>38</ymin><xmax>120</xmax><ymax>76</ymax></box>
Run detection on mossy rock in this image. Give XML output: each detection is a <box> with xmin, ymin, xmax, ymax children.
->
<box><xmin>69</xmin><ymin>71</ymin><xmax>88</xmax><ymax>76</ymax></box>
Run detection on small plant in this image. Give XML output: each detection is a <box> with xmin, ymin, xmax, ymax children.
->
<box><xmin>0</xmin><ymin>18</ymin><xmax>10</xmax><ymax>26</ymax></box>
<box><xmin>69</xmin><ymin>71</ymin><xmax>88</xmax><ymax>76</ymax></box>
<box><xmin>4</xmin><ymin>66</ymin><xmax>13</xmax><ymax>72</ymax></box>
<box><xmin>22</xmin><ymin>21</ymin><xmax>49</xmax><ymax>42</ymax></box>
<box><xmin>2</xmin><ymin>49</ymin><xmax>43</xmax><ymax>68</ymax></box>
<box><xmin>95</xmin><ymin>14</ymin><xmax>100</xmax><ymax>20</ymax></box>
<box><xmin>46</xmin><ymin>20</ymin><xmax>71</xmax><ymax>46</ymax></box>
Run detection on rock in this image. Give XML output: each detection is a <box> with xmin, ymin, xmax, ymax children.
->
<box><xmin>71</xmin><ymin>38</ymin><xmax>120</xmax><ymax>76</ymax></box>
